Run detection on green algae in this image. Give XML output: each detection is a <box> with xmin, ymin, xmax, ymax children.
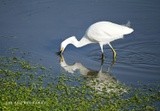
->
<box><xmin>0</xmin><ymin>52</ymin><xmax>159</xmax><ymax>111</ymax></box>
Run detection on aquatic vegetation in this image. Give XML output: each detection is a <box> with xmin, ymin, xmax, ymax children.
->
<box><xmin>0</xmin><ymin>52</ymin><xmax>160</xmax><ymax>111</ymax></box>
<box><xmin>60</xmin><ymin>55</ymin><xmax>127</xmax><ymax>95</ymax></box>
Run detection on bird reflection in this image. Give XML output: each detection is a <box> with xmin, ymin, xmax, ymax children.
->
<box><xmin>59</xmin><ymin>55</ymin><xmax>127</xmax><ymax>94</ymax></box>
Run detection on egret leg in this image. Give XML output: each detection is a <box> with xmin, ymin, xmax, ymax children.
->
<box><xmin>99</xmin><ymin>43</ymin><xmax>105</xmax><ymax>60</ymax></box>
<box><xmin>108</xmin><ymin>43</ymin><xmax>117</xmax><ymax>61</ymax></box>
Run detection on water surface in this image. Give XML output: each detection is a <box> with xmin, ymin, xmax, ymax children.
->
<box><xmin>0</xmin><ymin>0</ymin><xmax>160</xmax><ymax>86</ymax></box>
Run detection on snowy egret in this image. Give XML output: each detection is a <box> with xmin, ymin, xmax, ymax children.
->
<box><xmin>58</xmin><ymin>21</ymin><xmax>134</xmax><ymax>60</ymax></box>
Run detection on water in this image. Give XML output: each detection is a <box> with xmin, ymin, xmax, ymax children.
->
<box><xmin>0</xmin><ymin>0</ymin><xmax>160</xmax><ymax>86</ymax></box>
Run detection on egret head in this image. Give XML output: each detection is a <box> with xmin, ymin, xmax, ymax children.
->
<box><xmin>57</xmin><ymin>44</ymin><xmax>65</xmax><ymax>55</ymax></box>
<box><xmin>59</xmin><ymin>40</ymin><xmax>67</xmax><ymax>54</ymax></box>
<box><xmin>58</xmin><ymin>36</ymin><xmax>76</xmax><ymax>55</ymax></box>
<box><xmin>56</xmin><ymin>40</ymin><xmax>66</xmax><ymax>55</ymax></box>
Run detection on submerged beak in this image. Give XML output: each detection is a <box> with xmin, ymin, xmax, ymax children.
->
<box><xmin>56</xmin><ymin>48</ymin><xmax>64</xmax><ymax>55</ymax></box>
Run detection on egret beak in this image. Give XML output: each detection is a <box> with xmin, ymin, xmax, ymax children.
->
<box><xmin>56</xmin><ymin>48</ymin><xmax>64</xmax><ymax>55</ymax></box>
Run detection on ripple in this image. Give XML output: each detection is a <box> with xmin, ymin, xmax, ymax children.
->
<box><xmin>86</xmin><ymin>40</ymin><xmax>160</xmax><ymax>74</ymax></box>
<box><xmin>116</xmin><ymin>40</ymin><xmax>160</xmax><ymax>73</ymax></box>
<box><xmin>118</xmin><ymin>40</ymin><xmax>160</xmax><ymax>51</ymax></box>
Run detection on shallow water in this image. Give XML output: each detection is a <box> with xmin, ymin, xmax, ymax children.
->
<box><xmin>0</xmin><ymin>0</ymin><xmax>160</xmax><ymax>86</ymax></box>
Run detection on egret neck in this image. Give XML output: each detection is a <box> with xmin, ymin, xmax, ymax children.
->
<box><xmin>60</xmin><ymin>36</ymin><xmax>93</xmax><ymax>53</ymax></box>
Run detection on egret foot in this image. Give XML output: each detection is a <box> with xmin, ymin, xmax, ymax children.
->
<box><xmin>112</xmin><ymin>49</ymin><xmax>117</xmax><ymax>62</ymax></box>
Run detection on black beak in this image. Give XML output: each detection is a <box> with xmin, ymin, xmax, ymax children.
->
<box><xmin>56</xmin><ymin>50</ymin><xmax>62</xmax><ymax>56</ymax></box>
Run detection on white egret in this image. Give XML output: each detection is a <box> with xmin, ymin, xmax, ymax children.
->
<box><xmin>58</xmin><ymin>21</ymin><xmax>134</xmax><ymax>60</ymax></box>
